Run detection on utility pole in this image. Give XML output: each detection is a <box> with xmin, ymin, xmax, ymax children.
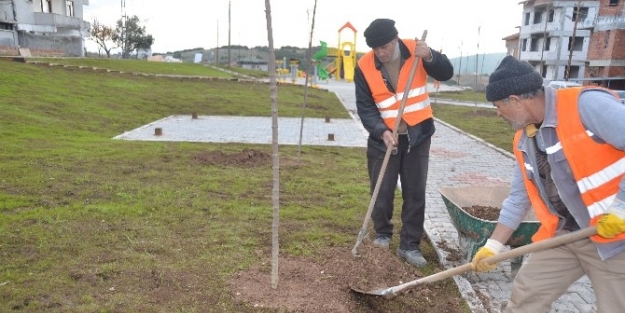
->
<box><xmin>121</xmin><ymin>0</ymin><xmax>126</xmax><ymax>58</ymax></box>
<box><xmin>216</xmin><ymin>20</ymin><xmax>220</xmax><ymax>65</ymax></box>
<box><xmin>475</xmin><ymin>26</ymin><xmax>480</xmax><ymax>91</ymax></box>
<box><xmin>227</xmin><ymin>0</ymin><xmax>231</xmax><ymax>67</ymax></box>
<box><xmin>457</xmin><ymin>40</ymin><xmax>463</xmax><ymax>86</ymax></box>
<box><xmin>554</xmin><ymin>5</ymin><xmax>566</xmax><ymax>80</ymax></box>
<box><xmin>565</xmin><ymin>0</ymin><xmax>582</xmax><ymax>81</ymax></box>
<box><xmin>539</xmin><ymin>6</ymin><xmax>552</xmax><ymax>76</ymax></box>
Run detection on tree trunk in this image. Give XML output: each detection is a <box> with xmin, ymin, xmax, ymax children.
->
<box><xmin>264</xmin><ymin>0</ymin><xmax>280</xmax><ymax>290</ymax></box>
<box><xmin>298</xmin><ymin>0</ymin><xmax>318</xmax><ymax>162</ymax></box>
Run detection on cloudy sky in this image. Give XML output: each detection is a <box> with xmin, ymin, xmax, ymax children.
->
<box><xmin>83</xmin><ymin>0</ymin><xmax>522</xmax><ymax>58</ymax></box>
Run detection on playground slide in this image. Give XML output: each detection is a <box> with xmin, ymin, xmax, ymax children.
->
<box><xmin>317</xmin><ymin>63</ymin><xmax>329</xmax><ymax>80</ymax></box>
<box><xmin>313</xmin><ymin>41</ymin><xmax>329</xmax><ymax>81</ymax></box>
<box><xmin>342</xmin><ymin>56</ymin><xmax>354</xmax><ymax>82</ymax></box>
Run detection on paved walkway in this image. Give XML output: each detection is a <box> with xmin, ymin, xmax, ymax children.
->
<box><xmin>114</xmin><ymin>78</ymin><xmax>597</xmax><ymax>313</ymax></box>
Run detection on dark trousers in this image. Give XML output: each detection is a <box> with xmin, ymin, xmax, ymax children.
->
<box><xmin>367</xmin><ymin>135</ymin><xmax>431</xmax><ymax>251</ymax></box>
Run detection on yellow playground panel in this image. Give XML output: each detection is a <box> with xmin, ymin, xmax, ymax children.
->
<box><xmin>325</xmin><ymin>22</ymin><xmax>357</xmax><ymax>83</ymax></box>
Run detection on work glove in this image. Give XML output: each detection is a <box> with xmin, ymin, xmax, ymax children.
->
<box><xmin>471</xmin><ymin>239</ymin><xmax>505</xmax><ymax>272</ymax></box>
<box><xmin>597</xmin><ymin>199</ymin><xmax>625</xmax><ymax>239</ymax></box>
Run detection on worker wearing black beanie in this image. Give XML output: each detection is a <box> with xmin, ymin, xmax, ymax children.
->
<box><xmin>363</xmin><ymin>18</ymin><xmax>398</xmax><ymax>48</ymax></box>
<box><xmin>354</xmin><ymin>18</ymin><xmax>454</xmax><ymax>269</ymax></box>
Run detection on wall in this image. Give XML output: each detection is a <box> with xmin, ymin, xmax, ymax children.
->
<box><xmin>0</xmin><ymin>29</ymin><xmax>15</xmax><ymax>46</ymax></box>
<box><xmin>20</xmin><ymin>32</ymin><xmax>83</xmax><ymax>56</ymax></box>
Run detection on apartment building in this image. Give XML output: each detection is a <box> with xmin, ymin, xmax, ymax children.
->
<box><xmin>0</xmin><ymin>0</ymin><xmax>89</xmax><ymax>56</ymax></box>
<box><xmin>515</xmin><ymin>0</ymin><xmax>625</xmax><ymax>89</ymax></box>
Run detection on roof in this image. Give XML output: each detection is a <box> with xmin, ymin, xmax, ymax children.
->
<box><xmin>502</xmin><ymin>33</ymin><xmax>520</xmax><ymax>40</ymax></box>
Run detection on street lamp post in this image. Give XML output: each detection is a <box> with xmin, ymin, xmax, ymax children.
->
<box><xmin>565</xmin><ymin>0</ymin><xmax>583</xmax><ymax>81</ymax></box>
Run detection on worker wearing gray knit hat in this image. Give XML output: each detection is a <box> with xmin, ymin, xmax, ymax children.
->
<box><xmin>485</xmin><ymin>55</ymin><xmax>544</xmax><ymax>102</ymax></box>
<box><xmin>473</xmin><ymin>54</ymin><xmax>625</xmax><ymax>312</ymax></box>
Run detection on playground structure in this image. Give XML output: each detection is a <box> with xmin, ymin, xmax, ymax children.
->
<box><xmin>275</xmin><ymin>22</ymin><xmax>358</xmax><ymax>85</ymax></box>
<box><xmin>327</xmin><ymin>22</ymin><xmax>357</xmax><ymax>83</ymax></box>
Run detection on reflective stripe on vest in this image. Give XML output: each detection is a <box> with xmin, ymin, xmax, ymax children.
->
<box><xmin>357</xmin><ymin>39</ymin><xmax>432</xmax><ymax>130</ymax></box>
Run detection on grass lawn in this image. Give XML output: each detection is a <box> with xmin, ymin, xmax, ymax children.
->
<box><xmin>28</xmin><ymin>57</ymin><xmax>233</xmax><ymax>77</ymax></box>
<box><xmin>0</xmin><ymin>58</ymin><xmax>512</xmax><ymax>312</ymax></box>
<box><xmin>432</xmin><ymin>103</ymin><xmax>515</xmax><ymax>153</ymax></box>
<box><xmin>435</xmin><ymin>89</ymin><xmax>488</xmax><ymax>103</ymax></box>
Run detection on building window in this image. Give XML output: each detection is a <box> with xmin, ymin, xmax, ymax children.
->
<box><xmin>548</xmin><ymin>10</ymin><xmax>554</xmax><ymax>23</ymax></box>
<box><xmin>531</xmin><ymin>38</ymin><xmax>539</xmax><ymax>51</ymax></box>
<box><xmin>567</xmin><ymin>66</ymin><xmax>580</xmax><ymax>79</ymax></box>
<box><xmin>524</xmin><ymin>12</ymin><xmax>530</xmax><ymax>25</ymax></box>
<box><xmin>522</xmin><ymin>38</ymin><xmax>528</xmax><ymax>51</ymax></box>
<box><xmin>534</xmin><ymin>11</ymin><xmax>543</xmax><ymax>24</ymax></box>
<box><xmin>572</xmin><ymin>7</ymin><xmax>588</xmax><ymax>21</ymax></box>
<box><xmin>609</xmin><ymin>0</ymin><xmax>619</xmax><ymax>6</ymax></box>
<box><xmin>604</xmin><ymin>30</ymin><xmax>611</xmax><ymax>48</ymax></box>
<box><xmin>41</xmin><ymin>0</ymin><xmax>52</xmax><ymax>13</ymax></box>
<box><xmin>568</xmin><ymin>36</ymin><xmax>584</xmax><ymax>51</ymax></box>
<box><xmin>0</xmin><ymin>22</ymin><xmax>13</xmax><ymax>31</ymax></box>
<box><xmin>545</xmin><ymin>37</ymin><xmax>551</xmax><ymax>51</ymax></box>
<box><xmin>66</xmin><ymin>1</ymin><xmax>75</xmax><ymax>17</ymax></box>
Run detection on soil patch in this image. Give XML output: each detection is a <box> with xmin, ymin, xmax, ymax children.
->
<box><xmin>192</xmin><ymin>148</ymin><xmax>271</xmax><ymax>167</ymax></box>
<box><xmin>463</xmin><ymin>205</ymin><xmax>500</xmax><ymax>221</ymax></box>
<box><xmin>228</xmin><ymin>240</ymin><xmax>467</xmax><ymax>313</ymax></box>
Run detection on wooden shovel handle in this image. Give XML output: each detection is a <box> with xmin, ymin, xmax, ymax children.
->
<box><xmin>389</xmin><ymin>226</ymin><xmax>597</xmax><ymax>295</ymax></box>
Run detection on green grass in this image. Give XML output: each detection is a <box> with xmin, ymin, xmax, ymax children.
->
<box><xmin>215</xmin><ymin>64</ymin><xmax>272</xmax><ymax>79</ymax></box>
<box><xmin>435</xmin><ymin>89</ymin><xmax>488</xmax><ymax>103</ymax></box>
<box><xmin>28</xmin><ymin>57</ymin><xmax>233</xmax><ymax>77</ymax></box>
<box><xmin>0</xmin><ymin>59</ymin><xmax>473</xmax><ymax>312</ymax></box>
<box><xmin>433</xmin><ymin>103</ymin><xmax>515</xmax><ymax>152</ymax></box>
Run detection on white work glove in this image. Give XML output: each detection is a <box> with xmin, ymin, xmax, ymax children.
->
<box><xmin>471</xmin><ymin>239</ymin><xmax>505</xmax><ymax>272</ymax></box>
<box><xmin>597</xmin><ymin>199</ymin><xmax>625</xmax><ymax>239</ymax></box>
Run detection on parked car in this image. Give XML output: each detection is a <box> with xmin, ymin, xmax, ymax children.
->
<box><xmin>547</xmin><ymin>81</ymin><xmax>582</xmax><ymax>90</ymax></box>
<box><xmin>613</xmin><ymin>90</ymin><xmax>625</xmax><ymax>105</ymax></box>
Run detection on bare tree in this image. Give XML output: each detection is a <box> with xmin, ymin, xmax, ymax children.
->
<box><xmin>298</xmin><ymin>0</ymin><xmax>318</xmax><ymax>162</ymax></box>
<box><xmin>264</xmin><ymin>0</ymin><xmax>280</xmax><ymax>290</ymax></box>
<box><xmin>89</xmin><ymin>18</ymin><xmax>116</xmax><ymax>58</ymax></box>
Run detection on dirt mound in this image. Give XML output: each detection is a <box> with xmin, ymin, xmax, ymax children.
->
<box><xmin>228</xmin><ymin>240</ymin><xmax>466</xmax><ymax>313</ymax></box>
<box><xmin>193</xmin><ymin>148</ymin><xmax>272</xmax><ymax>167</ymax></box>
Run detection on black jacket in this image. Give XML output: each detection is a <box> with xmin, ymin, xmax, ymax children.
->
<box><xmin>354</xmin><ymin>40</ymin><xmax>454</xmax><ymax>152</ymax></box>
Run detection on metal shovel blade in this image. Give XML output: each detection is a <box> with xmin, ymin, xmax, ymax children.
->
<box><xmin>350</xmin><ymin>285</ymin><xmax>408</xmax><ymax>299</ymax></box>
<box><xmin>351</xmin><ymin>226</ymin><xmax>597</xmax><ymax>298</ymax></box>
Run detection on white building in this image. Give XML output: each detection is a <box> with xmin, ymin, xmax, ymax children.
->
<box><xmin>515</xmin><ymin>0</ymin><xmax>625</xmax><ymax>89</ymax></box>
<box><xmin>518</xmin><ymin>0</ymin><xmax>599</xmax><ymax>83</ymax></box>
<box><xmin>0</xmin><ymin>0</ymin><xmax>90</xmax><ymax>56</ymax></box>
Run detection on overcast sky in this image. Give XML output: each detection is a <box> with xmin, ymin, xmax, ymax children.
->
<box><xmin>83</xmin><ymin>0</ymin><xmax>522</xmax><ymax>58</ymax></box>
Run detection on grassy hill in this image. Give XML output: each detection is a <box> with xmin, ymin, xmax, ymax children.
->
<box><xmin>0</xmin><ymin>58</ymin><xmax>473</xmax><ymax>312</ymax></box>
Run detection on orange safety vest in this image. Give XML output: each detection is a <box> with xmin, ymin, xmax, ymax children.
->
<box><xmin>357</xmin><ymin>39</ymin><xmax>432</xmax><ymax>130</ymax></box>
<box><xmin>513</xmin><ymin>87</ymin><xmax>625</xmax><ymax>243</ymax></box>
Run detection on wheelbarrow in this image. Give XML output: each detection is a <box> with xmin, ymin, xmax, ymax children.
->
<box><xmin>438</xmin><ymin>185</ymin><xmax>540</xmax><ymax>274</ymax></box>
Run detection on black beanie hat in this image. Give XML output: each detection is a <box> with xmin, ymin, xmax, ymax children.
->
<box><xmin>364</xmin><ymin>18</ymin><xmax>398</xmax><ymax>48</ymax></box>
<box><xmin>485</xmin><ymin>56</ymin><xmax>544</xmax><ymax>102</ymax></box>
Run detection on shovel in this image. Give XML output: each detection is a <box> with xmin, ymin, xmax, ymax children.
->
<box><xmin>352</xmin><ymin>30</ymin><xmax>428</xmax><ymax>257</ymax></box>
<box><xmin>351</xmin><ymin>226</ymin><xmax>597</xmax><ymax>299</ymax></box>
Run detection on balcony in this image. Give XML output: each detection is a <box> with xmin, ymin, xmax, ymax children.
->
<box><xmin>33</xmin><ymin>12</ymin><xmax>86</xmax><ymax>30</ymax></box>
<box><xmin>594</xmin><ymin>14</ymin><xmax>625</xmax><ymax>31</ymax></box>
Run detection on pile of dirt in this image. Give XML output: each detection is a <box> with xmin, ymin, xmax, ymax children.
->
<box><xmin>463</xmin><ymin>205</ymin><xmax>500</xmax><ymax>221</ymax></box>
<box><xmin>193</xmin><ymin>148</ymin><xmax>272</xmax><ymax>167</ymax></box>
<box><xmin>228</xmin><ymin>240</ymin><xmax>466</xmax><ymax>313</ymax></box>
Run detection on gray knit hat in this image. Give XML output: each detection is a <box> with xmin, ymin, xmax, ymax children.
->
<box><xmin>486</xmin><ymin>56</ymin><xmax>544</xmax><ymax>102</ymax></box>
<box><xmin>364</xmin><ymin>18</ymin><xmax>398</xmax><ymax>48</ymax></box>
